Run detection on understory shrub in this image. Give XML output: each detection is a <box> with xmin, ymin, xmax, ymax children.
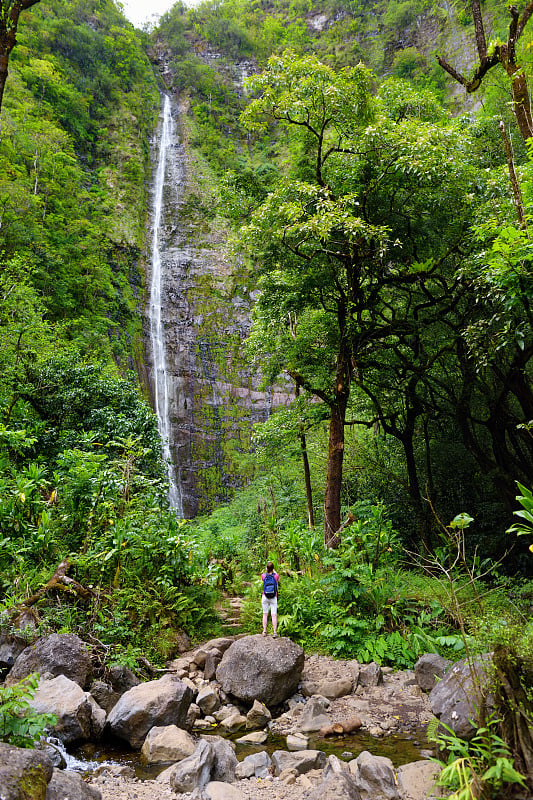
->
<box><xmin>0</xmin><ymin>674</ymin><xmax>56</xmax><ymax>748</ymax></box>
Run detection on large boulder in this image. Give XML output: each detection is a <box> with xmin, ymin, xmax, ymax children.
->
<box><xmin>168</xmin><ymin>739</ymin><xmax>214</xmax><ymax>794</ymax></box>
<box><xmin>0</xmin><ymin>742</ymin><xmax>53</xmax><ymax>800</ymax></box>
<box><xmin>140</xmin><ymin>725</ymin><xmax>196</xmax><ymax>764</ymax></box>
<box><xmin>395</xmin><ymin>760</ymin><xmax>441</xmax><ymax>800</ymax></box>
<box><xmin>429</xmin><ymin>654</ymin><xmax>495</xmax><ymax>739</ymax></box>
<box><xmin>307</xmin><ymin>772</ymin><xmax>361</xmax><ymax>800</ymax></box>
<box><xmin>6</xmin><ymin>634</ymin><xmax>92</xmax><ymax>689</ymax></box>
<box><xmin>88</xmin><ymin>680</ymin><xmax>120</xmax><ymax>714</ymax></box>
<box><xmin>216</xmin><ymin>635</ymin><xmax>304</xmax><ymax>706</ymax></box>
<box><xmin>30</xmin><ymin>675</ymin><xmax>104</xmax><ymax>744</ymax></box>
<box><xmin>106</xmin><ymin>674</ymin><xmax>193</xmax><ymax>749</ymax></box>
<box><xmin>45</xmin><ymin>769</ymin><xmax>101</xmax><ymax>800</ymax></box>
<box><xmin>414</xmin><ymin>654</ymin><xmax>451</xmax><ymax>693</ymax></box>
<box><xmin>349</xmin><ymin>751</ymin><xmax>400</xmax><ymax>800</ymax></box>
<box><xmin>201</xmin><ymin>735</ymin><xmax>238</xmax><ymax>782</ymax></box>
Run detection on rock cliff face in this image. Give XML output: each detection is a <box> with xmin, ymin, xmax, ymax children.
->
<box><xmin>144</xmin><ymin>94</ymin><xmax>290</xmax><ymax>517</ymax></box>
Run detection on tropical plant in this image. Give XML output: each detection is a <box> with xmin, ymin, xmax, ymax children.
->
<box><xmin>432</xmin><ymin>717</ymin><xmax>527</xmax><ymax>800</ymax></box>
<box><xmin>506</xmin><ymin>482</ymin><xmax>533</xmax><ymax>553</ymax></box>
<box><xmin>0</xmin><ymin>673</ymin><xmax>56</xmax><ymax>748</ymax></box>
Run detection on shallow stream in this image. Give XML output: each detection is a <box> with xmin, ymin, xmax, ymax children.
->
<box><xmin>69</xmin><ymin>726</ymin><xmax>433</xmax><ymax>781</ymax></box>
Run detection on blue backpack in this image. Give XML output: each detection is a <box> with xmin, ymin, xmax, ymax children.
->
<box><xmin>263</xmin><ymin>572</ymin><xmax>277</xmax><ymax>598</ymax></box>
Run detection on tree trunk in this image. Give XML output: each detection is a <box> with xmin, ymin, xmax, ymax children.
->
<box><xmin>509</xmin><ymin>69</ymin><xmax>533</xmax><ymax>142</ymax></box>
<box><xmin>324</xmin><ymin>396</ymin><xmax>347</xmax><ymax>548</ymax></box>
<box><xmin>299</xmin><ymin>427</ymin><xmax>315</xmax><ymax>529</ymax></box>
<box><xmin>0</xmin><ymin>1</ymin><xmax>41</xmax><ymax>116</ymax></box>
<box><xmin>294</xmin><ymin>384</ymin><xmax>314</xmax><ymax>529</ymax></box>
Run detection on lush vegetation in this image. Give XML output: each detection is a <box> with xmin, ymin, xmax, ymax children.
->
<box><xmin>0</xmin><ymin>674</ymin><xmax>56</xmax><ymax>748</ymax></box>
<box><xmin>0</xmin><ymin>0</ymin><xmax>533</xmax><ymax>792</ymax></box>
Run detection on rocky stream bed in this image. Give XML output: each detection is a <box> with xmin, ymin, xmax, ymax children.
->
<box><xmin>1</xmin><ymin>630</ymin><xmax>490</xmax><ymax>800</ymax></box>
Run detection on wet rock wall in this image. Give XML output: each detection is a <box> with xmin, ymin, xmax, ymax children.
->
<box><xmin>144</xmin><ymin>96</ymin><xmax>290</xmax><ymax>517</ymax></box>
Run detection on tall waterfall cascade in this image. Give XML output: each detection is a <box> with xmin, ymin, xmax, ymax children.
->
<box><xmin>149</xmin><ymin>95</ymin><xmax>184</xmax><ymax>515</ymax></box>
<box><xmin>145</xmin><ymin>91</ymin><xmax>292</xmax><ymax>518</ymax></box>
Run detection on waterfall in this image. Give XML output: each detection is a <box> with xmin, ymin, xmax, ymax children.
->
<box><xmin>149</xmin><ymin>95</ymin><xmax>184</xmax><ymax>516</ymax></box>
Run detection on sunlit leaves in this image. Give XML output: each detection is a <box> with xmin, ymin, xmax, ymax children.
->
<box><xmin>241</xmin><ymin>49</ymin><xmax>375</xmax><ymax>138</ymax></box>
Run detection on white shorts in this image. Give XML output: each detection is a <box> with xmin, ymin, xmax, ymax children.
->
<box><xmin>261</xmin><ymin>595</ymin><xmax>277</xmax><ymax>614</ymax></box>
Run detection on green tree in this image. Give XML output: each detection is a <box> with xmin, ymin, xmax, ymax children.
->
<box><xmin>242</xmin><ymin>52</ymin><xmax>377</xmax><ymax>546</ymax></box>
<box><xmin>0</xmin><ymin>0</ymin><xmax>40</xmax><ymax>113</ymax></box>
<box><xmin>241</xmin><ymin>55</ymin><xmax>478</xmax><ymax>548</ymax></box>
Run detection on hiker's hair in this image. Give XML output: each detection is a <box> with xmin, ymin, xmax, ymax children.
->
<box><xmin>266</xmin><ymin>561</ymin><xmax>275</xmax><ymax>573</ymax></box>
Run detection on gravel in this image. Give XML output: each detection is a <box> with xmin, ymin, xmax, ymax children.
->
<box><xmin>90</xmin><ymin>771</ymin><xmax>323</xmax><ymax>800</ymax></box>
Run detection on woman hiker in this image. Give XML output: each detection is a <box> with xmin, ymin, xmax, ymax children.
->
<box><xmin>261</xmin><ymin>561</ymin><xmax>279</xmax><ymax>637</ymax></box>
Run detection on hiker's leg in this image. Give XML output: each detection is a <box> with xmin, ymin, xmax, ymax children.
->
<box><xmin>261</xmin><ymin>596</ymin><xmax>269</xmax><ymax>634</ymax></box>
<box><xmin>272</xmin><ymin>613</ymin><xmax>277</xmax><ymax>636</ymax></box>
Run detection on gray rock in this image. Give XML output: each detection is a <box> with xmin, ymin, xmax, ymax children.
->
<box><xmin>204</xmin><ymin>651</ymin><xmax>222</xmax><ymax>681</ymax></box>
<box><xmin>358</xmin><ymin>662</ymin><xmax>383</xmax><ymax>687</ymax></box>
<box><xmin>218</xmin><ymin>712</ymin><xmax>247</xmax><ymax>733</ymax></box>
<box><xmin>202</xmin><ymin>735</ymin><xmax>238</xmax><ymax>782</ymax></box>
<box><xmin>6</xmin><ymin>634</ymin><xmax>92</xmax><ymax>689</ymax></box>
<box><xmin>236</xmin><ymin>731</ymin><xmax>267</xmax><ymax>744</ymax></box>
<box><xmin>324</xmin><ymin>754</ymin><xmax>350</xmax><ymax>776</ymax></box>
<box><xmin>306</xmin><ymin>771</ymin><xmax>361</xmax><ymax>800</ymax></box>
<box><xmin>0</xmin><ymin>635</ymin><xmax>27</xmax><ymax>679</ymax></box>
<box><xmin>396</xmin><ymin>760</ymin><xmax>441</xmax><ymax>800</ymax></box>
<box><xmin>168</xmin><ymin>739</ymin><xmax>214</xmax><ymax>793</ymax></box>
<box><xmin>107</xmin><ymin>665</ymin><xmax>140</xmax><ymax>694</ymax></box>
<box><xmin>30</xmin><ymin>675</ymin><xmax>98</xmax><ymax>744</ymax></box>
<box><xmin>347</xmin><ymin>660</ymin><xmax>360</xmax><ymax>688</ymax></box>
<box><xmin>235</xmin><ymin>751</ymin><xmax>271</xmax><ymax>779</ymax></box>
<box><xmin>246</xmin><ymin>699</ymin><xmax>271</xmax><ymax>729</ymax></box>
<box><xmin>429</xmin><ymin>654</ymin><xmax>495</xmax><ymax>739</ymax></box>
<box><xmin>349</xmin><ymin>750</ymin><xmax>399</xmax><ymax>800</ymax></box>
<box><xmin>414</xmin><ymin>654</ymin><xmax>452</xmax><ymax>693</ymax></box>
<box><xmin>45</xmin><ymin>769</ymin><xmax>101</xmax><ymax>800</ymax></box>
<box><xmin>286</xmin><ymin>733</ymin><xmax>309</xmax><ymax>751</ymax></box>
<box><xmin>235</xmin><ymin>760</ymin><xmax>255</xmax><ymax>780</ymax></box>
<box><xmin>141</xmin><ymin>725</ymin><xmax>196</xmax><ymax>764</ymax></box>
<box><xmin>216</xmin><ymin>635</ymin><xmax>304</xmax><ymax>706</ymax></box>
<box><xmin>203</xmin><ymin>637</ymin><xmax>235</xmax><ymax>654</ymax></box>
<box><xmin>197</xmin><ymin>686</ymin><xmax>220</xmax><ymax>715</ymax></box>
<box><xmin>193</xmin><ymin>648</ymin><xmax>209</xmax><ymax>669</ymax></box>
<box><xmin>302</xmin><ymin>677</ymin><xmax>353</xmax><ymax>699</ymax></box>
<box><xmin>88</xmin><ymin>696</ymin><xmax>106</xmax><ymax>740</ymax></box>
<box><xmin>203</xmin><ymin>782</ymin><xmax>245</xmax><ymax>800</ymax></box>
<box><xmin>299</xmin><ymin>695</ymin><xmax>331</xmax><ymax>732</ymax></box>
<box><xmin>271</xmin><ymin>749</ymin><xmax>326</xmax><ymax>776</ymax></box>
<box><xmin>89</xmin><ymin>680</ymin><xmax>120</xmax><ymax>714</ymax></box>
<box><xmin>106</xmin><ymin>674</ymin><xmax>193</xmax><ymax>749</ymax></box>
<box><xmin>187</xmin><ymin>702</ymin><xmax>201</xmax><ymax>728</ymax></box>
<box><xmin>0</xmin><ymin>742</ymin><xmax>53</xmax><ymax>800</ymax></box>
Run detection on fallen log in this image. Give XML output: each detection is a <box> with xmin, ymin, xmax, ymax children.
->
<box><xmin>319</xmin><ymin>716</ymin><xmax>362</xmax><ymax>737</ymax></box>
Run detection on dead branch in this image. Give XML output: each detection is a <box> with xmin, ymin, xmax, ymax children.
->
<box><xmin>18</xmin><ymin>558</ymin><xmax>94</xmax><ymax>608</ymax></box>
